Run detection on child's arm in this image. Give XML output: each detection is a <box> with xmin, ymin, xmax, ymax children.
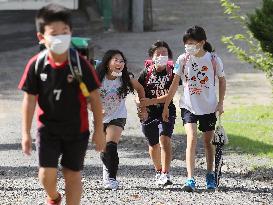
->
<box><xmin>139</xmin><ymin>94</ymin><xmax>168</xmax><ymax>107</ymax></box>
<box><xmin>130</xmin><ymin>78</ymin><xmax>148</xmax><ymax>120</ymax></box>
<box><xmin>131</xmin><ymin>78</ymin><xmax>145</xmax><ymax>99</ymax></box>
<box><xmin>216</xmin><ymin>76</ymin><xmax>226</xmax><ymax>115</ymax></box>
<box><xmin>21</xmin><ymin>93</ymin><xmax>36</xmax><ymax>155</ymax></box>
<box><xmin>89</xmin><ymin>89</ymin><xmax>106</xmax><ymax>152</ymax></box>
<box><xmin>162</xmin><ymin>74</ymin><xmax>180</xmax><ymax>122</ymax></box>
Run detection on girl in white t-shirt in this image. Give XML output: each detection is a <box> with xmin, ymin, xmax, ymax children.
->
<box><xmin>162</xmin><ymin>25</ymin><xmax>226</xmax><ymax>192</ymax></box>
<box><xmin>96</xmin><ymin>49</ymin><xmax>146</xmax><ymax>190</ymax></box>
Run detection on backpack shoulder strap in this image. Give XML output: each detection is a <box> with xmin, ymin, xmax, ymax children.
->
<box><xmin>182</xmin><ymin>53</ymin><xmax>191</xmax><ymax>74</ymax></box>
<box><xmin>68</xmin><ymin>48</ymin><xmax>82</xmax><ymax>80</ymax></box>
<box><xmin>166</xmin><ymin>60</ymin><xmax>174</xmax><ymax>81</ymax></box>
<box><xmin>210</xmin><ymin>52</ymin><xmax>217</xmax><ymax>86</ymax></box>
<box><xmin>68</xmin><ymin>48</ymin><xmax>91</xmax><ymax>102</ymax></box>
<box><xmin>35</xmin><ymin>49</ymin><xmax>48</xmax><ymax>75</ymax></box>
<box><xmin>144</xmin><ymin>59</ymin><xmax>154</xmax><ymax>85</ymax></box>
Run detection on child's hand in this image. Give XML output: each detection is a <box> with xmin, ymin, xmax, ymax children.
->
<box><xmin>92</xmin><ymin>130</ymin><xmax>106</xmax><ymax>152</ymax></box>
<box><xmin>139</xmin><ymin>98</ymin><xmax>155</xmax><ymax>107</ymax></box>
<box><xmin>138</xmin><ymin>107</ymin><xmax>148</xmax><ymax>121</ymax></box>
<box><xmin>162</xmin><ymin>106</ymin><xmax>169</xmax><ymax>122</ymax></box>
<box><xmin>215</xmin><ymin>102</ymin><xmax>224</xmax><ymax>115</ymax></box>
<box><xmin>22</xmin><ymin>133</ymin><xmax>32</xmax><ymax>155</ymax></box>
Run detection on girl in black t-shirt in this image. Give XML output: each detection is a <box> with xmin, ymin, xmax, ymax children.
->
<box><xmin>138</xmin><ymin>40</ymin><xmax>176</xmax><ymax>186</ymax></box>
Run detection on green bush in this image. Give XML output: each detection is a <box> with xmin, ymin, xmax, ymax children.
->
<box><xmin>220</xmin><ymin>0</ymin><xmax>273</xmax><ymax>85</ymax></box>
<box><xmin>248</xmin><ymin>0</ymin><xmax>273</xmax><ymax>55</ymax></box>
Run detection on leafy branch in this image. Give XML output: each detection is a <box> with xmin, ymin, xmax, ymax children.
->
<box><xmin>220</xmin><ymin>0</ymin><xmax>273</xmax><ymax>85</ymax></box>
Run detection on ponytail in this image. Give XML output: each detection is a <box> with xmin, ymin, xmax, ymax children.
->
<box><xmin>203</xmin><ymin>41</ymin><xmax>214</xmax><ymax>53</ymax></box>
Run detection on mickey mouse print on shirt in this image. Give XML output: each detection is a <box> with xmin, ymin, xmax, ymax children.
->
<box><xmin>185</xmin><ymin>59</ymin><xmax>210</xmax><ymax>95</ymax></box>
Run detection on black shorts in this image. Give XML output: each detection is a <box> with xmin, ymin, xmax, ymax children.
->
<box><xmin>181</xmin><ymin>108</ymin><xmax>217</xmax><ymax>132</ymax></box>
<box><xmin>36</xmin><ymin>128</ymin><xmax>90</xmax><ymax>171</ymax></box>
<box><xmin>141</xmin><ymin>116</ymin><xmax>175</xmax><ymax>146</ymax></box>
<box><xmin>103</xmin><ymin>118</ymin><xmax>126</xmax><ymax>132</ymax></box>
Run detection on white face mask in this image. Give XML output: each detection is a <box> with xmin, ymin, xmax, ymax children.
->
<box><xmin>111</xmin><ymin>70</ymin><xmax>123</xmax><ymax>77</ymax></box>
<box><xmin>185</xmin><ymin>44</ymin><xmax>200</xmax><ymax>55</ymax></box>
<box><xmin>45</xmin><ymin>34</ymin><xmax>71</xmax><ymax>54</ymax></box>
<box><xmin>153</xmin><ymin>55</ymin><xmax>168</xmax><ymax>67</ymax></box>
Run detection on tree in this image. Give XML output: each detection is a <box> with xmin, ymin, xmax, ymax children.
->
<box><xmin>220</xmin><ymin>0</ymin><xmax>273</xmax><ymax>85</ymax></box>
<box><xmin>247</xmin><ymin>0</ymin><xmax>273</xmax><ymax>54</ymax></box>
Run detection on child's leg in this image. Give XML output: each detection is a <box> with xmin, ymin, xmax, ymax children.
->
<box><xmin>148</xmin><ymin>144</ymin><xmax>161</xmax><ymax>171</ymax></box>
<box><xmin>184</xmin><ymin>123</ymin><xmax>198</xmax><ymax>178</ymax></box>
<box><xmin>159</xmin><ymin>135</ymin><xmax>172</xmax><ymax>172</ymax></box>
<box><xmin>199</xmin><ymin>112</ymin><xmax>217</xmax><ymax>172</ymax></box>
<box><xmin>62</xmin><ymin>168</ymin><xmax>82</xmax><ymax>205</ymax></box>
<box><xmin>60</xmin><ymin>132</ymin><xmax>89</xmax><ymax>204</ymax></box>
<box><xmin>38</xmin><ymin>167</ymin><xmax>59</xmax><ymax>200</ymax></box>
<box><xmin>101</xmin><ymin>119</ymin><xmax>124</xmax><ymax>180</ymax></box>
<box><xmin>159</xmin><ymin>117</ymin><xmax>175</xmax><ymax>173</ymax></box>
<box><xmin>36</xmin><ymin>129</ymin><xmax>61</xmax><ymax>201</ymax></box>
<box><xmin>202</xmin><ymin>131</ymin><xmax>214</xmax><ymax>172</ymax></box>
<box><xmin>142</xmin><ymin>118</ymin><xmax>161</xmax><ymax>171</ymax></box>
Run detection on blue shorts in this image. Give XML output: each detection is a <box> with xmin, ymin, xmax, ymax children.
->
<box><xmin>141</xmin><ymin>116</ymin><xmax>175</xmax><ymax>146</ymax></box>
<box><xmin>181</xmin><ymin>108</ymin><xmax>217</xmax><ymax>132</ymax></box>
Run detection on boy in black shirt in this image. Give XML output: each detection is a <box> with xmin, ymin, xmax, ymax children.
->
<box><xmin>18</xmin><ymin>4</ymin><xmax>105</xmax><ymax>205</ymax></box>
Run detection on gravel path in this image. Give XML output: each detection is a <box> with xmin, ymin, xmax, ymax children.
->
<box><xmin>0</xmin><ymin>0</ymin><xmax>272</xmax><ymax>204</ymax></box>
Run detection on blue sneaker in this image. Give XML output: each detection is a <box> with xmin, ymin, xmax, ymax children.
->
<box><xmin>183</xmin><ymin>178</ymin><xmax>195</xmax><ymax>192</ymax></box>
<box><xmin>206</xmin><ymin>172</ymin><xmax>216</xmax><ymax>190</ymax></box>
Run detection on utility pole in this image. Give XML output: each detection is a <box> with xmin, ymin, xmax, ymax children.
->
<box><xmin>132</xmin><ymin>0</ymin><xmax>144</xmax><ymax>32</ymax></box>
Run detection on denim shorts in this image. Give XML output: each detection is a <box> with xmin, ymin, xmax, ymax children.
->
<box><xmin>36</xmin><ymin>128</ymin><xmax>89</xmax><ymax>171</ymax></box>
<box><xmin>141</xmin><ymin>116</ymin><xmax>175</xmax><ymax>146</ymax></box>
<box><xmin>181</xmin><ymin>108</ymin><xmax>217</xmax><ymax>132</ymax></box>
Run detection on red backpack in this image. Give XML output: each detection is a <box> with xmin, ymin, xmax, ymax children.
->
<box><xmin>144</xmin><ymin>59</ymin><xmax>174</xmax><ymax>85</ymax></box>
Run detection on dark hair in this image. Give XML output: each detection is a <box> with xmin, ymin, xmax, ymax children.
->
<box><xmin>148</xmin><ymin>40</ymin><xmax>173</xmax><ymax>59</ymax></box>
<box><xmin>182</xmin><ymin>25</ymin><xmax>214</xmax><ymax>52</ymax></box>
<box><xmin>96</xmin><ymin>50</ymin><xmax>134</xmax><ymax>98</ymax></box>
<box><xmin>35</xmin><ymin>3</ymin><xmax>72</xmax><ymax>34</ymax></box>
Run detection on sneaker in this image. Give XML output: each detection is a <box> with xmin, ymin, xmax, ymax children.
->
<box><xmin>46</xmin><ymin>192</ymin><xmax>62</xmax><ymax>205</ymax></box>
<box><xmin>155</xmin><ymin>170</ymin><xmax>161</xmax><ymax>181</ymax></box>
<box><xmin>206</xmin><ymin>172</ymin><xmax>216</xmax><ymax>190</ymax></box>
<box><xmin>156</xmin><ymin>173</ymin><xmax>173</xmax><ymax>186</ymax></box>
<box><xmin>104</xmin><ymin>178</ymin><xmax>119</xmax><ymax>190</ymax></box>
<box><xmin>183</xmin><ymin>178</ymin><xmax>195</xmax><ymax>192</ymax></box>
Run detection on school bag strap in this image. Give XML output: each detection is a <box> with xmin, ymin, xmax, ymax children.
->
<box><xmin>210</xmin><ymin>52</ymin><xmax>217</xmax><ymax>86</ymax></box>
<box><xmin>68</xmin><ymin>48</ymin><xmax>91</xmax><ymax>102</ymax></box>
<box><xmin>34</xmin><ymin>49</ymin><xmax>48</xmax><ymax>75</ymax></box>
<box><xmin>144</xmin><ymin>59</ymin><xmax>174</xmax><ymax>85</ymax></box>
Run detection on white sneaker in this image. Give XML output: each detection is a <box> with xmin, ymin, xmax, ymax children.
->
<box><xmin>156</xmin><ymin>173</ymin><xmax>173</xmax><ymax>186</ymax></box>
<box><xmin>104</xmin><ymin>178</ymin><xmax>119</xmax><ymax>190</ymax></box>
<box><xmin>155</xmin><ymin>171</ymin><xmax>161</xmax><ymax>181</ymax></box>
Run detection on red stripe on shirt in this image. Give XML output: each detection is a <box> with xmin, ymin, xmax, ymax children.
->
<box><xmin>37</xmin><ymin>102</ymin><xmax>44</xmax><ymax>128</ymax></box>
<box><xmin>48</xmin><ymin>55</ymin><xmax>68</xmax><ymax>69</ymax></box>
<box><xmin>18</xmin><ymin>54</ymin><xmax>39</xmax><ymax>89</ymax></box>
<box><xmin>79</xmin><ymin>55</ymin><xmax>101</xmax><ymax>87</ymax></box>
<box><xmin>78</xmin><ymin>91</ymin><xmax>89</xmax><ymax>133</ymax></box>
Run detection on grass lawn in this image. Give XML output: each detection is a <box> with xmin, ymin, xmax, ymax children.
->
<box><xmin>222</xmin><ymin>105</ymin><xmax>273</xmax><ymax>158</ymax></box>
<box><xmin>174</xmin><ymin>105</ymin><xmax>273</xmax><ymax>158</ymax></box>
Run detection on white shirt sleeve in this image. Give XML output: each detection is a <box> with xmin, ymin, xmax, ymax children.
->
<box><xmin>174</xmin><ymin>54</ymin><xmax>185</xmax><ymax>77</ymax></box>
